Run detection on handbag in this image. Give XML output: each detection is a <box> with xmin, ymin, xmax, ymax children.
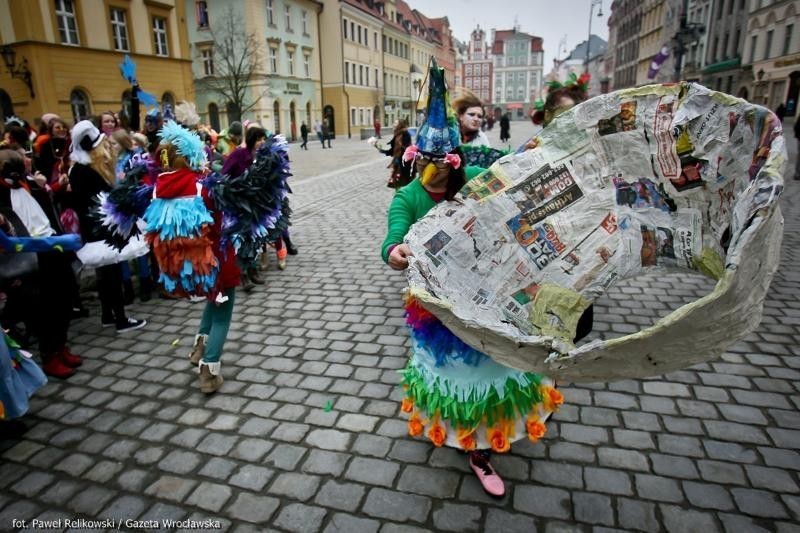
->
<box><xmin>0</xmin><ymin>209</ymin><xmax>39</xmax><ymax>284</ymax></box>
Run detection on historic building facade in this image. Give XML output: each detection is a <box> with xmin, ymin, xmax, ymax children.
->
<box><xmin>0</xmin><ymin>0</ymin><xmax>193</xmax><ymax>124</ymax></box>
<box><xmin>743</xmin><ymin>0</ymin><xmax>800</xmax><ymax>113</ymax></box>
<box><xmin>490</xmin><ymin>28</ymin><xmax>544</xmax><ymax>120</ymax></box>
<box><xmin>462</xmin><ymin>25</ymin><xmax>492</xmax><ymax>106</ymax></box>
<box><xmin>187</xmin><ymin>0</ymin><xmax>323</xmax><ymax>138</ymax></box>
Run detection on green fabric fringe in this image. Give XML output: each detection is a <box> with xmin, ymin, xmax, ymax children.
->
<box><xmin>399</xmin><ymin>363</ymin><xmax>546</xmax><ymax>429</ymax></box>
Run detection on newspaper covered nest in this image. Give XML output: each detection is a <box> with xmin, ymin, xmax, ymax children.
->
<box><xmin>405</xmin><ymin>83</ymin><xmax>785</xmax><ymax>382</ymax></box>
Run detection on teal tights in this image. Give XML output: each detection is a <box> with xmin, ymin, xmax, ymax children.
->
<box><xmin>198</xmin><ymin>288</ymin><xmax>236</xmax><ymax>363</ymax></box>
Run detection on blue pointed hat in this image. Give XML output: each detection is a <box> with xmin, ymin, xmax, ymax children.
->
<box><xmin>415</xmin><ymin>58</ymin><xmax>460</xmax><ymax>156</ymax></box>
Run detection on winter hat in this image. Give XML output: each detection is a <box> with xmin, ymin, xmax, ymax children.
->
<box><xmin>228</xmin><ymin>121</ymin><xmax>243</xmax><ymax>137</ymax></box>
<box><xmin>145</xmin><ymin>108</ymin><xmax>162</xmax><ymax>124</ymax></box>
<box><xmin>413</xmin><ymin>58</ymin><xmax>460</xmax><ymax>157</ymax></box>
<box><xmin>70</xmin><ymin>120</ymin><xmax>106</xmax><ymax>165</ymax></box>
<box><xmin>41</xmin><ymin>113</ymin><xmax>60</xmax><ymax>127</ymax></box>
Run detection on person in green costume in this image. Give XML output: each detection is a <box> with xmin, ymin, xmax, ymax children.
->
<box><xmin>381</xmin><ymin>58</ymin><xmax>561</xmax><ymax>499</ymax></box>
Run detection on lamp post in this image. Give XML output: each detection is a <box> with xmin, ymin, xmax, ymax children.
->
<box><xmin>1</xmin><ymin>45</ymin><xmax>34</xmax><ymax>98</ymax></box>
<box><xmin>585</xmin><ymin>0</ymin><xmax>604</xmax><ymax>74</ymax></box>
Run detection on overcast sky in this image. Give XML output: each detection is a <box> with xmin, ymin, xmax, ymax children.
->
<box><xmin>405</xmin><ymin>0</ymin><xmax>612</xmax><ymax>71</ymax></box>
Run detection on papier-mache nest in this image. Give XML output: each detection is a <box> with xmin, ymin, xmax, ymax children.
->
<box><xmin>405</xmin><ymin>82</ymin><xmax>785</xmax><ymax>382</ymax></box>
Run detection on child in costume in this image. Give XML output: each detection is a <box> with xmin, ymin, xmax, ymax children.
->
<box><xmin>381</xmin><ymin>59</ymin><xmax>562</xmax><ymax>498</ymax></box>
<box><xmin>97</xmin><ymin>122</ymin><xmax>291</xmax><ymax>393</ymax></box>
<box><xmin>144</xmin><ymin>123</ymin><xmax>239</xmax><ymax>393</ymax></box>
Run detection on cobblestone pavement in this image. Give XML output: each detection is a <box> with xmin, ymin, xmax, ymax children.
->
<box><xmin>1</xmin><ymin>121</ymin><xmax>799</xmax><ymax>533</ymax></box>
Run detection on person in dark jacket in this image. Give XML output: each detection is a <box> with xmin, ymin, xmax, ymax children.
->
<box><xmin>499</xmin><ymin>113</ymin><xmax>511</xmax><ymax>143</ymax></box>
<box><xmin>377</xmin><ymin>119</ymin><xmax>414</xmax><ymax>189</ymax></box>
<box><xmin>0</xmin><ymin>149</ymin><xmax>81</xmax><ymax>378</ymax></box>
<box><xmin>69</xmin><ymin>121</ymin><xmax>146</xmax><ymax>333</ymax></box>
<box><xmin>300</xmin><ymin>122</ymin><xmax>309</xmax><ymax>150</ymax></box>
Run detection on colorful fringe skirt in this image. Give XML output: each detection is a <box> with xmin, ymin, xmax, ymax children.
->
<box><xmin>400</xmin><ymin>297</ymin><xmax>563</xmax><ymax>452</ymax></box>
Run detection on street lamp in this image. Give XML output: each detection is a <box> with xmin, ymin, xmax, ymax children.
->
<box><xmin>585</xmin><ymin>0</ymin><xmax>604</xmax><ymax>74</ymax></box>
<box><xmin>1</xmin><ymin>45</ymin><xmax>34</xmax><ymax>98</ymax></box>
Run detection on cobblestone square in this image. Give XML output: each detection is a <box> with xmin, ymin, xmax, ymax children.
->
<box><xmin>1</xmin><ymin>123</ymin><xmax>799</xmax><ymax>532</ymax></box>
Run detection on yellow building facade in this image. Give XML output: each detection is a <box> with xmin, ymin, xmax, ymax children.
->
<box><xmin>0</xmin><ymin>0</ymin><xmax>193</xmax><ymax>125</ymax></box>
<box><xmin>319</xmin><ymin>0</ymin><xmax>384</xmax><ymax>138</ymax></box>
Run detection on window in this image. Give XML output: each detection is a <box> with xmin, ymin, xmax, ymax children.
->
<box><xmin>110</xmin><ymin>8</ymin><xmax>129</xmax><ymax>51</ymax></box>
<box><xmin>55</xmin><ymin>0</ymin><xmax>79</xmax><ymax>45</ymax></box>
<box><xmin>345</xmin><ymin>61</ymin><xmax>350</xmax><ymax>83</ymax></box>
<box><xmin>350</xmin><ymin>22</ymin><xmax>354</xmax><ymax>40</ymax></box>
<box><xmin>365</xmin><ymin>68</ymin><xmax>369</xmax><ymax>86</ymax></box>
<box><xmin>273</xmin><ymin>101</ymin><xmax>280</xmax><ymax>133</ymax></box>
<box><xmin>202</xmin><ymin>48</ymin><xmax>214</xmax><ymax>76</ymax></box>
<box><xmin>374</xmin><ymin>32</ymin><xmax>378</xmax><ymax>49</ymax></box>
<box><xmin>153</xmin><ymin>16</ymin><xmax>168</xmax><ymax>56</ymax></box>
<box><xmin>466</xmin><ymin>64</ymin><xmax>472</xmax><ymax>76</ymax></box>
<box><xmin>269</xmin><ymin>47</ymin><xmax>278</xmax><ymax>73</ymax></box>
<box><xmin>351</xmin><ymin>107</ymin><xmax>357</xmax><ymax>126</ymax></box>
<box><xmin>207</xmin><ymin>103</ymin><xmax>220</xmax><ymax>131</ymax></box>
<box><xmin>359</xmin><ymin>64</ymin><xmax>363</xmax><ymax>85</ymax></box>
<box><xmin>722</xmin><ymin>32</ymin><xmax>729</xmax><ymax>60</ymax></box>
<box><xmin>70</xmin><ymin>89</ymin><xmax>91</xmax><ymax>122</ymax></box>
<box><xmin>342</xmin><ymin>18</ymin><xmax>347</xmax><ymax>39</ymax></box>
<box><xmin>196</xmin><ymin>1</ymin><xmax>209</xmax><ymax>28</ymax></box>
<box><xmin>359</xmin><ymin>108</ymin><xmax>364</xmax><ymax>125</ymax></box>
<box><xmin>352</xmin><ymin>63</ymin><xmax>356</xmax><ymax>84</ymax></box>
<box><xmin>267</xmin><ymin>0</ymin><xmax>274</xmax><ymax>26</ymax></box>
<box><xmin>302</xmin><ymin>10</ymin><xmax>308</xmax><ymax>35</ymax></box>
<box><xmin>784</xmin><ymin>24</ymin><xmax>794</xmax><ymax>56</ymax></box>
<box><xmin>303</xmin><ymin>53</ymin><xmax>310</xmax><ymax>77</ymax></box>
<box><xmin>765</xmin><ymin>30</ymin><xmax>773</xmax><ymax>60</ymax></box>
<box><xmin>285</xmin><ymin>5</ymin><xmax>292</xmax><ymax>31</ymax></box>
<box><xmin>287</xmin><ymin>50</ymin><xmax>294</xmax><ymax>75</ymax></box>
<box><xmin>374</xmin><ymin>68</ymin><xmax>378</xmax><ymax>87</ymax></box>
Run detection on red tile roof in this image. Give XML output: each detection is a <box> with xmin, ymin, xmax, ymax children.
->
<box><xmin>492</xmin><ymin>29</ymin><xmax>543</xmax><ymax>54</ymax></box>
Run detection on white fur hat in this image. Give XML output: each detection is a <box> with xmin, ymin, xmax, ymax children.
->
<box><xmin>70</xmin><ymin>120</ymin><xmax>105</xmax><ymax>165</ymax></box>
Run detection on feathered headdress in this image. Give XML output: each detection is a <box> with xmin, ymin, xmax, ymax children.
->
<box><xmin>158</xmin><ymin>121</ymin><xmax>207</xmax><ymax>170</ymax></box>
<box><xmin>175</xmin><ymin>101</ymin><xmax>201</xmax><ymax>127</ymax></box>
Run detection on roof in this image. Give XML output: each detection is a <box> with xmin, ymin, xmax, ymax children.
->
<box><xmin>566</xmin><ymin>34</ymin><xmax>608</xmax><ymax>61</ymax></box>
<box><xmin>492</xmin><ymin>29</ymin><xmax>544</xmax><ymax>54</ymax></box>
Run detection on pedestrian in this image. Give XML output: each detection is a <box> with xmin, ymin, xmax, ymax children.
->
<box><xmin>775</xmin><ymin>103</ymin><xmax>787</xmax><ymax>122</ymax></box>
<box><xmin>794</xmin><ymin>117</ymin><xmax>800</xmax><ymax>180</ymax></box>
<box><xmin>499</xmin><ymin>112</ymin><xmax>511</xmax><ymax>143</ymax></box>
<box><xmin>0</xmin><ymin>150</ymin><xmax>83</xmax><ymax>378</ymax></box>
<box><xmin>374</xmin><ymin>117</ymin><xmax>382</xmax><ymax>139</ymax></box>
<box><xmin>381</xmin><ymin>59</ymin><xmax>561</xmax><ymax>498</ymax></box>
<box><xmin>300</xmin><ymin>122</ymin><xmax>309</xmax><ymax>150</ymax></box>
<box><xmin>322</xmin><ymin>119</ymin><xmax>332</xmax><ymax>148</ymax></box>
<box><xmin>452</xmin><ymin>90</ymin><xmax>490</xmax><ymax>147</ymax></box>
<box><xmin>216</xmin><ymin>121</ymin><xmax>243</xmax><ymax>156</ymax></box>
<box><xmin>374</xmin><ymin>119</ymin><xmax>414</xmax><ymax>189</ymax></box>
<box><xmin>69</xmin><ymin>120</ymin><xmax>147</xmax><ymax>333</ymax></box>
<box><xmin>314</xmin><ymin>119</ymin><xmax>325</xmax><ymax>148</ymax></box>
<box><xmin>141</xmin><ymin>109</ymin><xmax>162</xmax><ymax>155</ymax></box>
<box><xmin>222</xmin><ymin>126</ymin><xmax>269</xmax><ymax>290</ymax></box>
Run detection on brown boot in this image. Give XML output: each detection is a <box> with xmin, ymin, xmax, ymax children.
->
<box><xmin>247</xmin><ymin>267</ymin><xmax>266</xmax><ymax>285</ymax></box>
<box><xmin>189</xmin><ymin>334</ymin><xmax>206</xmax><ymax>365</ymax></box>
<box><xmin>198</xmin><ymin>361</ymin><xmax>223</xmax><ymax>394</ymax></box>
<box><xmin>241</xmin><ymin>274</ymin><xmax>254</xmax><ymax>293</ymax></box>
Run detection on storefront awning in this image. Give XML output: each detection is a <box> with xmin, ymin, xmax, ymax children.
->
<box><xmin>506</xmin><ymin>103</ymin><xmax>524</xmax><ymax>110</ymax></box>
<box><xmin>703</xmin><ymin>57</ymin><xmax>741</xmax><ymax>75</ymax></box>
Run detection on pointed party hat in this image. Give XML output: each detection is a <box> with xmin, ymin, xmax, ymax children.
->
<box><xmin>415</xmin><ymin>57</ymin><xmax>460</xmax><ymax>156</ymax></box>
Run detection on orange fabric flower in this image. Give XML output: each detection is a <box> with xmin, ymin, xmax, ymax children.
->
<box><xmin>400</xmin><ymin>397</ymin><xmax>414</xmax><ymax>413</ymax></box>
<box><xmin>542</xmin><ymin>386</ymin><xmax>564</xmax><ymax>412</ymax></box>
<box><xmin>487</xmin><ymin>427</ymin><xmax>510</xmax><ymax>453</ymax></box>
<box><xmin>408</xmin><ymin>415</ymin><xmax>424</xmax><ymax>437</ymax></box>
<box><xmin>526</xmin><ymin>417</ymin><xmax>547</xmax><ymax>442</ymax></box>
<box><xmin>428</xmin><ymin>423</ymin><xmax>447</xmax><ymax>447</ymax></box>
<box><xmin>456</xmin><ymin>427</ymin><xmax>477</xmax><ymax>451</ymax></box>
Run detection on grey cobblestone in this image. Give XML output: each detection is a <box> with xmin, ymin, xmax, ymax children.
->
<box><xmin>3</xmin><ymin>131</ymin><xmax>799</xmax><ymax>532</ymax></box>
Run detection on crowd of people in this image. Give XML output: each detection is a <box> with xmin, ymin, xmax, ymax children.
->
<box><xmin>0</xmin><ymin>107</ymin><xmax>297</xmax><ymax>391</ymax></box>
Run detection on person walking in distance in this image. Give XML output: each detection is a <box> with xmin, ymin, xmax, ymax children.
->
<box><xmin>322</xmin><ymin>119</ymin><xmax>332</xmax><ymax>148</ymax></box>
<box><xmin>314</xmin><ymin>119</ymin><xmax>325</xmax><ymax>149</ymax></box>
<box><xmin>300</xmin><ymin>122</ymin><xmax>309</xmax><ymax>150</ymax></box>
